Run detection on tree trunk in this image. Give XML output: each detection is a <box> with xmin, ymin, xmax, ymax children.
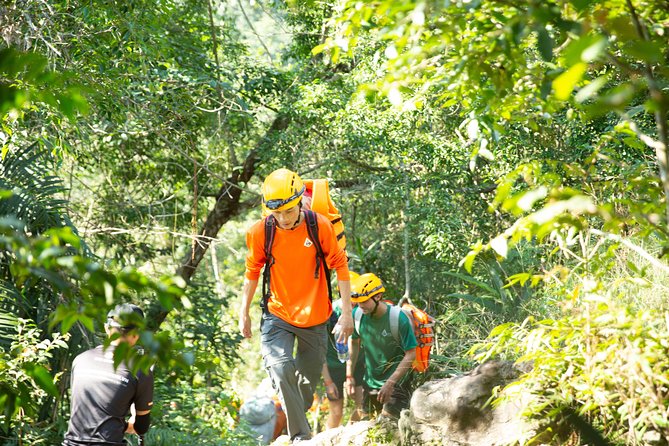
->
<box><xmin>147</xmin><ymin>115</ymin><xmax>291</xmax><ymax>329</ymax></box>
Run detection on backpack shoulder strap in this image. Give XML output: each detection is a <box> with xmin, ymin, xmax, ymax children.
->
<box><xmin>304</xmin><ymin>210</ymin><xmax>333</xmax><ymax>301</ymax></box>
<box><xmin>388</xmin><ymin>305</ymin><xmax>401</xmax><ymax>343</ymax></box>
<box><xmin>264</xmin><ymin>215</ymin><xmax>277</xmax><ymax>258</ymax></box>
<box><xmin>353</xmin><ymin>307</ymin><xmax>363</xmax><ymax>336</ymax></box>
<box><xmin>261</xmin><ymin>216</ymin><xmax>277</xmax><ymax>313</ymax></box>
<box><xmin>303</xmin><ymin>210</ymin><xmax>321</xmax><ymax>272</ymax></box>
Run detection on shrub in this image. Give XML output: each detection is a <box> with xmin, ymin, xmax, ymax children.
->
<box><xmin>473</xmin><ymin>293</ymin><xmax>669</xmax><ymax>445</ymax></box>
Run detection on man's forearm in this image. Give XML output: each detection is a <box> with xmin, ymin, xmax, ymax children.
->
<box><xmin>240</xmin><ymin>278</ymin><xmax>258</xmax><ymax>313</ymax></box>
<box><xmin>321</xmin><ymin>363</ymin><xmax>332</xmax><ymax>382</ymax></box>
<box><xmin>347</xmin><ymin>339</ymin><xmax>360</xmax><ymax>378</ymax></box>
<box><xmin>337</xmin><ymin>279</ymin><xmax>352</xmax><ymax>315</ymax></box>
<box><xmin>387</xmin><ymin>348</ymin><xmax>416</xmax><ymax>384</ymax></box>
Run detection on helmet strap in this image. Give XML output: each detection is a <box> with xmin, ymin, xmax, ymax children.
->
<box><xmin>289</xmin><ymin>203</ymin><xmax>303</xmax><ymax>230</ymax></box>
<box><xmin>370</xmin><ymin>296</ymin><xmax>381</xmax><ymax>317</ymax></box>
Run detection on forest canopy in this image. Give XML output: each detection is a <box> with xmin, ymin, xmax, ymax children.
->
<box><xmin>1</xmin><ymin>0</ymin><xmax>668</xmax><ymax>444</ymax></box>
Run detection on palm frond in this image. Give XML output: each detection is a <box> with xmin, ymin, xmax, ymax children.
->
<box><xmin>0</xmin><ymin>142</ymin><xmax>69</xmax><ymax>235</ymax></box>
<box><xmin>0</xmin><ymin>305</ymin><xmax>19</xmax><ymax>348</ymax></box>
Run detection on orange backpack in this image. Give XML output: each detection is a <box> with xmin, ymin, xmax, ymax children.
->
<box><xmin>389</xmin><ymin>303</ymin><xmax>435</xmax><ymax>372</ymax></box>
<box><xmin>303</xmin><ymin>179</ymin><xmax>346</xmax><ymax>251</ymax></box>
<box><xmin>353</xmin><ymin>301</ymin><xmax>435</xmax><ymax>372</ymax></box>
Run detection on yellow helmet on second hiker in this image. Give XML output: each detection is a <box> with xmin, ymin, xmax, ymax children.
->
<box><xmin>351</xmin><ymin>273</ymin><xmax>385</xmax><ymax>303</ymax></box>
<box><xmin>261</xmin><ymin>168</ymin><xmax>305</xmax><ymax>212</ymax></box>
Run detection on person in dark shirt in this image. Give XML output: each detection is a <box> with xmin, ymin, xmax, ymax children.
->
<box><xmin>63</xmin><ymin>304</ymin><xmax>153</xmax><ymax>446</ymax></box>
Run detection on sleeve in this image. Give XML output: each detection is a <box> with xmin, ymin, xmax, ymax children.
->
<box><xmin>317</xmin><ymin>215</ymin><xmax>349</xmax><ymax>281</ymax></box>
<box><xmin>397</xmin><ymin>312</ymin><xmax>418</xmax><ymax>351</ymax></box>
<box><xmin>70</xmin><ymin>355</ymin><xmax>79</xmax><ymax>387</ymax></box>
<box><xmin>133</xmin><ymin>369</ymin><xmax>154</xmax><ymax>412</ymax></box>
<box><xmin>351</xmin><ymin>307</ymin><xmax>360</xmax><ymax>340</ymax></box>
<box><xmin>244</xmin><ymin>220</ymin><xmax>268</xmax><ymax>280</ymax></box>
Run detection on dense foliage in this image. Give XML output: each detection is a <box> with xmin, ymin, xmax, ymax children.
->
<box><xmin>1</xmin><ymin>0</ymin><xmax>668</xmax><ymax>444</ymax></box>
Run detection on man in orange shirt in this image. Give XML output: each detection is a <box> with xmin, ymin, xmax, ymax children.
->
<box><xmin>238</xmin><ymin>168</ymin><xmax>353</xmax><ymax>443</ymax></box>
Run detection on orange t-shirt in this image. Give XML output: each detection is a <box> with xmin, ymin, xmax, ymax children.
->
<box><xmin>245</xmin><ymin>212</ymin><xmax>350</xmax><ymax>327</ymax></box>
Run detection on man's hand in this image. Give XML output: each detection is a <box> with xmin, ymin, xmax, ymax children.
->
<box><xmin>126</xmin><ymin>404</ymin><xmax>137</xmax><ymax>434</ymax></box>
<box><xmin>345</xmin><ymin>376</ymin><xmax>356</xmax><ymax>397</ymax></box>
<box><xmin>336</xmin><ymin>278</ymin><xmax>354</xmax><ymax>342</ymax></box>
<box><xmin>239</xmin><ymin>311</ymin><xmax>252</xmax><ymax>339</ymax></box>
<box><xmin>336</xmin><ymin>313</ymin><xmax>354</xmax><ymax>342</ymax></box>
<box><xmin>325</xmin><ymin>380</ymin><xmax>339</xmax><ymax>400</ymax></box>
<box><xmin>377</xmin><ymin>379</ymin><xmax>396</xmax><ymax>404</ymax></box>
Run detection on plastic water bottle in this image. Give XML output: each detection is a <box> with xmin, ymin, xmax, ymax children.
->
<box><xmin>333</xmin><ymin>325</ymin><xmax>349</xmax><ymax>363</ymax></box>
<box><xmin>336</xmin><ymin>341</ymin><xmax>349</xmax><ymax>363</ymax></box>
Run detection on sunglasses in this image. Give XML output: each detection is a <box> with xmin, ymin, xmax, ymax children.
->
<box><xmin>352</xmin><ymin>284</ymin><xmax>384</xmax><ymax>298</ymax></box>
<box><xmin>263</xmin><ymin>186</ymin><xmax>305</xmax><ymax>210</ymax></box>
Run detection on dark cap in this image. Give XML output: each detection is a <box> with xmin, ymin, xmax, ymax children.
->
<box><xmin>106</xmin><ymin>303</ymin><xmax>144</xmax><ymax>330</ymax></box>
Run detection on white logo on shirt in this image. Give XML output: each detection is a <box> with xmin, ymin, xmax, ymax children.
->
<box><xmin>304</xmin><ymin>238</ymin><xmax>313</xmax><ymax>247</ymax></box>
<box><xmin>382</xmin><ymin>329</ymin><xmax>390</xmax><ymax>337</ymax></box>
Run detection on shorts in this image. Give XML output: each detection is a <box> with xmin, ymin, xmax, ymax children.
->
<box><xmin>326</xmin><ymin>349</ymin><xmax>365</xmax><ymax>401</ymax></box>
<box><xmin>326</xmin><ymin>364</ymin><xmax>346</xmax><ymax>401</ymax></box>
<box><xmin>362</xmin><ymin>379</ymin><xmax>411</xmax><ymax>418</ymax></box>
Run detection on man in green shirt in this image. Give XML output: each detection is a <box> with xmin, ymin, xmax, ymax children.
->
<box><xmin>346</xmin><ymin>273</ymin><xmax>417</xmax><ymax>419</ymax></box>
<box><xmin>321</xmin><ymin>296</ymin><xmax>365</xmax><ymax>428</ymax></box>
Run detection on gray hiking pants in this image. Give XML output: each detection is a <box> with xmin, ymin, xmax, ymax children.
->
<box><xmin>260</xmin><ymin>312</ymin><xmax>327</xmax><ymax>441</ymax></box>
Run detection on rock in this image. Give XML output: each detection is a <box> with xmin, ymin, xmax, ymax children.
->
<box><xmin>399</xmin><ymin>360</ymin><xmax>534</xmax><ymax>446</ymax></box>
<box><xmin>275</xmin><ymin>421</ymin><xmax>387</xmax><ymax>446</ymax></box>
<box><xmin>280</xmin><ymin>361</ymin><xmax>534</xmax><ymax>446</ymax></box>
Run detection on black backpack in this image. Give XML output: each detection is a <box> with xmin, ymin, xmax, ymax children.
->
<box><xmin>261</xmin><ymin>209</ymin><xmax>332</xmax><ymax>313</ymax></box>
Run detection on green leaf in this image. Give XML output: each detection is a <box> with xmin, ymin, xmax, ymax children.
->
<box><xmin>553</xmin><ymin>63</ymin><xmax>587</xmax><ymax>100</ymax></box>
<box><xmin>624</xmin><ymin>40</ymin><xmax>664</xmax><ymax>64</ymax></box>
<box><xmin>489</xmin><ymin>322</ymin><xmax>515</xmax><ymax>337</ymax></box>
<box><xmin>460</xmin><ymin>250</ymin><xmax>478</xmax><ymax>273</ymax></box>
<box><xmin>562</xmin><ymin>35</ymin><xmax>606</xmax><ymax>65</ymax></box>
<box><xmin>443</xmin><ymin>271</ymin><xmax>498</xmax><ymax>295</ymax></box>
<box><xmin>574</xmin><ymin>75</ymin><xmax>608</xmax><ymax>103</ymax></box>
<box><xmin>537</xmin><ymin>28</ymin><xmax>553</xmax><ymax>61</ymax></box>
<box><xmin>60</xmin><ymin>313</ymin><xmax>78</xmax><ymax>333</ymax></box>
<box><xmin>600</xmin><ymin>83</ymin><xmax>636</xmax><ymax>108</ymax></box>
<box><xmin>447</xmin><ymin>293</ymin><xmax>503</xmax><ymax>312</ymax></box>
<box><xmin>622</xmin><ymin>136</ymin><xmax>646</xmax><ymax>151</ymax></box>
<box><xmin>503</xmin><ymin>187</ymin><xmax>548</xmax><ymax>215</ymax></box>
<box><xmin>490</xmin><ymin>236</ymin><xmax>508</xmax><ymax>258</ymax></box>
<box><xmin>23</xmin><ymin>363</ymin><xmax>58</xmax><ymax>397</ymax></box>
<box><xmin>311</xmin><ymin>42</ymin><xmax>328</xmax><ymax>56</ymax></box>
<box><xmin>570</xmin><ymin>0</ymin><xmax>592</xmax><ymax>12</ymax></box>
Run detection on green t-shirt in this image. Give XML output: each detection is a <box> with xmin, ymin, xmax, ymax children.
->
<box><xmin>352</xmin><ymin>305</ymin><xmax>417</xmax><ymax>389</ymax></box>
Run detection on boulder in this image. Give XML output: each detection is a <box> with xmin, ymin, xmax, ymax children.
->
<box><xmin>282</xmin><ymin>361</ymin><xmax>533</xmax><ymax>446</ymax></box>
<box><xmin>399</xmin><ymin>360</ymin><xmax>534</xmax><ymax>446</ymax></box>
<box><xmin>273</xmin><ymin>421</ymin><xmax>394</xmax><ymax>446</ymax></box>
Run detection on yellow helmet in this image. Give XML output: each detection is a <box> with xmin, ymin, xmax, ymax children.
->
<box><xmin>261</xmin><ymin>168</ymin><xmax>305</xmax><ymax>212</ymax></box>
<box><xmin>351</xmin><ymin>273</ymin><xmax>385</xmax><ymax>303</ymax></box>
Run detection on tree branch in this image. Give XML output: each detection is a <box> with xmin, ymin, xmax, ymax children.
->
<box><xmin>625</xmin><ymin>0</ymin><xmax>669</xmax><ymax>227</ymax></box>
<box><xmin>237</xmin><ymin>0</ymin><xmax>274</xmax><ymax>65</ymax></box>
<box><xmin>148</xmin><ymin>115</ymin><xmax>291</xmax><ymax>329</ymax></box>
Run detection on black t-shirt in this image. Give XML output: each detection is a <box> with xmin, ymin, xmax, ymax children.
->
<box><xmin>63</xmin><ymin>345</ymin><xmax>153</xmax><ymax>446</ymax></box>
